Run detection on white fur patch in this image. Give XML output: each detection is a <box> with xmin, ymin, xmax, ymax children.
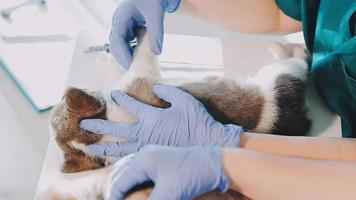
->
<box><xmin>249</xmin><ymin>58</ymin><xmax>308</xmax><ymax>85</ymax></box>
<box><xmin>69</xmin><ymin>138</ymin><xmax>120</xmax><ymax>166</ymax></box>
<box><xmin>69</xmin><ymin>135</ymin><xmax>130</xmax><ymax>155</ymax></box>
<box><xmin>248</xmin><ymin>56</ymin><xmax>308</xmax><ymax>133</ymax></box>
<box><xmin>101</xmin><ymin>32</ymin><xmax>162</xmax><ymax>125</ymax></box>
<box><xmin>69</xmin><ymin>140</ymin><xmax>86</xmax><ymax>152</ymax></box>
<box><xmin>38</xmin><ymin>167</ymin><xmax>112</xmax><ymax>200</ymax></box>
<box><xmin>248</xmin><ymin>75</ymin><xmax>278</xmax><ymax>133</ymax></box>
<box><xmin>117</xmin><ymin>32</ymin><xmax>162</xmax><ymax>91</ymax></box>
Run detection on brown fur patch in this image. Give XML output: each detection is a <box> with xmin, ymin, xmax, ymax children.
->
<box><xmin>125</xmin><ymin>76</ymin><xmax>264</xmax><ymax>130</ymax></box>
<box><xmin>126</xmin><ymin>78</ymin><xmax>171</xmax><ymax>108</ymax></box>
<box><xmin>180</xmin><ymin>76</ymin><xmax>264</xmax><ymax>130</ymax></box>
<box><xmin>51</xmin><ymin>88</ymin><xmax>107</xmax><ymax>173</ymax></box>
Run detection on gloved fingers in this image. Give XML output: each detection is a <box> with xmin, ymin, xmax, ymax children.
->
<box><xmin>86</xmin><ymin>142</ymin><xmax>138</xmax><ymax>157</ymax></box>
<box><xmin>146</xmin><ymin>13</ymin><xmax>164</xmax><ymax>55</ymax></box>
<box><xmin>152</xmin><ymin>84</ymin><xmax>184</xmax><ymax>104</ymax></box>
<box><xmin>109</xmin><ymin>155</ymin><xmax>150</xmax><ymax>200</ymax></box>
<box><xmin>80</xmin><ymin>119</ymin><xmax>137</xmax><ymax>138</ymax></box>
<box><xmin>111</xmin><ymin>90</ymin><xmax>155</xmax><ymax>117</ymax></box>
<box><xmin>110</xmin><ymin>28</ymin><xmax>133</xmax><ymax>69</ymax></box>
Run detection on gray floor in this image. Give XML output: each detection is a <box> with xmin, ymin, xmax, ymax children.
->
<box><xmin>0</xmin><ymin>67</ymin><xmax>50</xmax><ymax>200</ymax></box>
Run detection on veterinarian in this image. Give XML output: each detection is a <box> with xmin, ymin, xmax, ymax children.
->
<box><xmin>80</xmin><ymin>0</ymin><xmax>356</xmax><ymax>199</ymax></box>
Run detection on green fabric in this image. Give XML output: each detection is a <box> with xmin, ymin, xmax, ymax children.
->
<box><xmin>276</xmin><ymin>0</ymin><xmax>356</xmax><ymax>137</ymax></box>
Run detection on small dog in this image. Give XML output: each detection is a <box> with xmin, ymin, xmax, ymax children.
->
<box><xmin>47</xmin><ymin>28</ymin><xmax>311</xmax><ymax>199</ymax></box>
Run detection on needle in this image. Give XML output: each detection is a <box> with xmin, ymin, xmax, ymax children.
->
<box><xmin>84</xmin><ymin>40</ymin><xmax>138</xmax><ymax>54</ymax></box>
<box><xmin>84</xmin><ymin>43</ymin><xmax>111</xmax><ymax>54</ymax></box>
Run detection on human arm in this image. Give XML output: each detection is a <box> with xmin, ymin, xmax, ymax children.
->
<box><xmin>106</xmin><ymin>144</ymin><xmax>356</xmax><ymax>200</ymax></box>
<box><xmin>177</xmin><ymin>0</ymin><xmax>302</xmax><ymax>34</ymax></box>
<box><xmin>222</xmin><ymin>147</ymin><xmax>356</xmax><ymax>200</ymax></box>
<box><xmin>240</xmin><ymin>132</ymin><xmax>356</xmax><ymax>160</ymax></box>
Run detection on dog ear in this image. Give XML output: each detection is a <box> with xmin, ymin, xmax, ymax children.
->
<box><xmin>61</xmin><ymin>153</ymin><xmax>83</xmax><ymax>173</ymax></box>
<box><xmin>64</xmin><ymin>87</ymin><xmax>104</xmax><ymax>115</ymax></box>
<box><xmin>61</xmin><ymin>152</ymin><xmax>105</xmax><ymax>173</ymax></box>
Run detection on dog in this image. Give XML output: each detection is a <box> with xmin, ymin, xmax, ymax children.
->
<box><xmin>45</xmin><ymin>27</ymin><xmax>311</xmax><ymax>200</ymax></box>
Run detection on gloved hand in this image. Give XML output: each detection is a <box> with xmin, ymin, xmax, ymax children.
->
<box><xmin>80</xmin><ymin>85</ymin><xmax>244</xmax><ymax>157</ymax></box>
<box><xmin>110</xmin><ymin>0</ymin><xmax>180</xmax><ymax>68</ymax></box>
<box><xmin>107</xmin><ymin>145</ymin><xmax>229</xmax><ymax>200</ymax></box>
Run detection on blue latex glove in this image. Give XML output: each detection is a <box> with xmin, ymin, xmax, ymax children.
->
<box><xmin>107</xmin><ymin>145</ymin><xmax>229</xmax><ymax>200</ymax></box>
<box><xmin>80</xmin><ymin>85</ymin><xmax>244</xmax><ymax>157</ymax></box>
<box><xmin>110</xmin><ymin>0</ymin><xmax>180</xmax><ymax>68</ymax></box>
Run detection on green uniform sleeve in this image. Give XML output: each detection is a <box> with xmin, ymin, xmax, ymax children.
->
<box><xmin>275</xmin><ymin>0</ymin><xmax>302</xmax><ymax>21</ymax></box>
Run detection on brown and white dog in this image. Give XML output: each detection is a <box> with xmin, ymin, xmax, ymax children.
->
<box><xmin>45</xmin><ymin>28</ymin><xmax>311</xmax><ymax>200</ymax></box>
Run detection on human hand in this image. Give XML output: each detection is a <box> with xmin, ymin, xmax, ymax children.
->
<box><xmin>110</xmin><ymin>0</ymin><xmax>180</xmax><ymax>68</ymax></box>
<box><xmin>107</xmin><ymin>145</ymin><xmax>229</xmax><ymax>200</ymax></box>
<box><xmin>80</xmin><ymin>85</ymin><xmax>244</xmax><ymax>157</ymax></box>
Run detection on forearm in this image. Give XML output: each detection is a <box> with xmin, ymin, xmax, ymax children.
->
<box><xmin>176</xmin><ymin>0</ymin><xmax>301</xmax><ymax>33</ymax></box>
<box><xmin>240</xmin><ymin>132</ymin><xmax>356</xmax><ymax>160</ymax></box>
<box><xmin>222</xmin><ymin>148</ymin><xmax>356</xmax><ymax>200</ymax></box>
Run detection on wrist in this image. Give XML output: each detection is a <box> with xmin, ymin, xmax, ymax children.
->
<box><xmin>201</xmin><ymin>146</ymin><xmax>230</xmax><ymax>193</ymax></box>
<box><xmin>210</xmin><ymin>122</ymin><xmax>245</xmax><ymax>147</ymax></box>
<box><xmin>163</xmin><ymin>0</ymin><xmax>181</xmax><ymax>12</ymax></box>
<box><xmin>214</xmin><ymin>147</ymin><xmax>230</xmax><ymax>192</ymax></box>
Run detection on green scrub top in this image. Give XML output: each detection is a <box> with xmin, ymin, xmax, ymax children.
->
<box><xmin>276</xmin><ymin>0</ymin><xmax>356</xmax><ymax>137</ymax></box>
